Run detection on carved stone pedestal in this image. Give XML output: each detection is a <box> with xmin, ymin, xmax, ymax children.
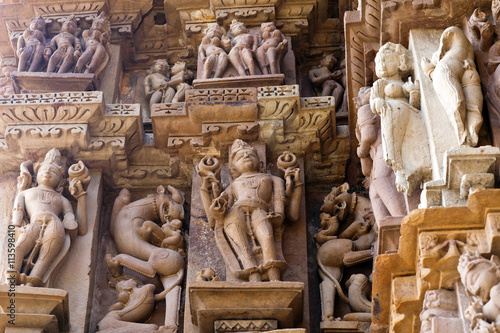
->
<box><xmin>188</xmin><ymin>281</ymin><xmax>304</xmax><ymax>333</ymax></box>
<box><xmin>10</xmin><ymin>72</ymin><xmax>97</xmax><ymax>93</ymax></box>
<box><xmin>0</xmin><ymin>285</ymin><xmax>69</xmax><ymax>332</ymax></box>
<box><xmin>193</xmin><ymin>74</ymin><xmax>285</xmax><ymax>89</ymax></box>
<box><xmin>320</xmin><ymin>320</ymin><xmax>371</xmax><ymax>333</ymax></box>
<box><xmin>420</xmin><ymin>146</ymin><xmax>500</xmax><ymax>207</ymax></box>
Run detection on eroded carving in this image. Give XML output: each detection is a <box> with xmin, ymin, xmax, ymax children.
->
<box><xmin>228</xmin><ymin>20</ymin><xmax>259</xmax><ymax>77</ymax></box>
<box><xmin>74</xmin><ymin>12</ymin><xmax>110</xmax><ymax>74</ymax></box>
<box><xmin>315</xmin><ymin>183</ymin><xmax>374</xmax><ymax>322</ymax></box>
<box><xmin>105</xmin><ymin>186</ymin><xmax>186</xmax><ymax>332</ymax></box>
<box><xmin>371</xmin><ymin>42</ymin><xmax>431</xmax><ymax>194</ymax></box>
<box><xmin>256</xmin><ymin>22</ymin><xmax>288</xmax><ymax>75</ymax></box>
<box><xmin>199</xmin><ymin>24</ymin><xmax>231</xmax><ymax>79</ymax></box>
<box><xmin>309</xmin><ymin>54</ymin><xmax>344</xmax><ymax>113</ymax></box>
<box><xmin>197</xmin><ymin>140</ymin><xmax>302</xmax><ymax>282</ymax></box>
<box><xmin>46</xmin><ymin>15</ymin><xmax>82</xmax><ymax>73</ymax></box>
<box><xmin>9</xmin><ymin>148</ymin><xmax>89</xmax><ymax>287</ymax></box>
<box><xmin>16</xmin><ymin>16</ymin><xmax>48</xmax><ymax>72</ymax></box>
<box><xmin>355</xmin><ymin>87</ymin><xmax>406</xmax><ymax>221</ymax></box>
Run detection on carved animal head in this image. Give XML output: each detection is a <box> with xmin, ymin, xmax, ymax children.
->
<box><xmin>156</xmin><ymin>185</ymin><xmax>185</xmax><ymax>224</ymax></box>
<box><xmin>321</xmin><ymin>183</ymin><xmax>354</xmax><ymax>222</ymax></box>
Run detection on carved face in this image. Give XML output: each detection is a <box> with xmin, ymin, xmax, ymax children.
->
<box><xmin>62</xmin><ymin>20</ymin><xmax>77</xmax><ymax>34</ymax></box>
<box><xmin>320</xmin><ymin>55</ymin><xmax>336</xmax><ymax>70</ymax></box>
<box><xmin>171</xmin><ymin>62</ymin><xmax>186</xmax><ymax>75</ymax></box>
<box><xmin>36</xmin><ymin>163</ymin><xmax>62</xmax><ymax>189</ymax></box>
<box><xmin>230</xmin><ymin>21</ymin><xmax>247</xmax><ymax>36</ymax></box>
<box><xmin>30</xmin><ymin>18</ymin><xmax>45</xmax><ymax>31</ymax></box>
<box><xmin>465</xmin><ymin>262</ymin><xmax>500</xmax><ymax>302</ymax></box>
<box><xmin>152</xmin><ymin>60</ymin><xmax>170</xmax><ymax>75</ymax></box>
<box><xmin>232</xmin><ymin>148</ymin><xmax>259</xmax><ymax>175</ymax></box>
<box><xmin>261</xmin><ymin>22</ymin><xmax>276</xmax><ymax>33</ymax></box>
<box><xmin>206</xmin><ymin>25</ymin><xmax>222</xmax><ymax>39</ymax></box>
<box><xmin>91</xmin><ymin>18</ymin><xmax>106</xmax><ymax>32</ymax></box>
<box><xmin>375</xmin><ymin>51</ymin><xmax>400</xmax><ymax>78</ymax></box>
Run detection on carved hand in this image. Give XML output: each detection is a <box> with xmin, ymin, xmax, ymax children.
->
<box><xmin>69</xmin><ymin>178</ymin><xmax>84</xmax><ymax>198</ymax></box>
<box><xmin>210</xmin><ymin>192</ymin><xmax>228</xmax><ymax>224</ymax></box>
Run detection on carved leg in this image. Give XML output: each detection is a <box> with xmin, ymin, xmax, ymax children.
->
<box><xmin>462</xmin><ymin>69</ymin><xmax>483</xmax><ymax>146</ymax></box>
<box><xmin>203</xmin><ymin>55</ymin><xmax>217</xmax><ymax>79</ymax></box>
<box><xmin>106</xmin><ymin>253</ymin><xmax>156</xmax><ymax>278</ymax></box>
<box><xmin>215</xmin><ymin>54</ymin><xmax>229</xmax><ymax>78</ymax></box>
<box><xmin>319</xmin><ymin>271</ymin><xmax>336</xmax><ymax>321</ymax></box>
<box><xmin>13</xmin><ymin>223</ymin><xmax>42</xmax><ymax>272</ymax></box>
<box><xmin>75</xmin><ymin>50</ymin><xmax>93</xmax><ymax>73</ymax></box>
<box><xmin>229</xmin><ymin>50</ymin><xmax>248</xmax><ymax>77</ymax></box>
<box><xmin>29</xmin><ymin>44</ymin><xmax>45</xmax><ymax>72</ymax></box>
<box><xmin>162</xmin><ymin>284</ymin><xmax>181</xmax><ymax>332</ymax></box>
<box><xmin>85</xmin><ymin>45</ymin><xmax>106</xmax><ymax>73</ymax></box>
<box><xmin>30</xmin><ymin>220</ymin><xmax>65</xmax><ymax>280</ymax></box>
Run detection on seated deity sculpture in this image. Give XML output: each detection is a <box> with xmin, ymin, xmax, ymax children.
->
<box><xmin>256</xmin><ymin>22</ymin><xmax>288</xmax><ymax>75</ymax></box>
<box><xmin>198</xmin><ymin>24</ymin><xmax>231</xmax><ymax>79</ymax></box>
<box><xmin>421</xmin><ymin>26</ymin><xmax>483</xmax><ymax>146</ymax></box>
<box><xmin>228</xmin><ymin>20</ymin><xmax>259</xmax><ymax>77</ymax></box>
<box><xmin>198</xmin><ymin>140</ymin><xmax>302</xmax><ymax>282</ymax></box>
<box><xmin>309</xmin><ymin>54</ymin><xmax>345</xmax><ymax>112</ymax></box>
<box><xmin>10</xmin><ymin>148</ymin><xmax>86</xmax><ymax>287</ymax></box>
<box><xmin>74</xmin><ymin>12</ymin><xmax>110</xmax><ymax>74</ymax></box>
<box><xmin>371</xmin><ymin>42</ymin><xmax>424</xmax><ymax>194</ymax></box>
<box><xmin>17</xmin><ymin>16</ymin><xmax>48</xmax><ymax>72</ymax></box>
<box><xmin>46</xmin><ymin>14</ymin><xmax>82</xmax><ymax>73</ymax></box>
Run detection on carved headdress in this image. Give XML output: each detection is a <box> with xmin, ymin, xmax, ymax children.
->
<box><xmin>230</xmin><ymin>139</ymin><xmax>256</xmax><ymax>161</ymax></box>
<box><xmin>35</xmin><ymin>148</ymin><xmax>64</xmax><ymax>176</ymax></box>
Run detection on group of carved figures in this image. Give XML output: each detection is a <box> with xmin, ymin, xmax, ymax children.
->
<box><xmin>198</xmin><ymin>20</ymin><xmax>288</xmax><ymax>79</ymax></box>
<box><xmin>16</xmin><ymin>12</ymin><xmax>110</xmax><ymax>74</ymax></box>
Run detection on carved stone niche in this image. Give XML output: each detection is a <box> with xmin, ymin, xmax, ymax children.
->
<box><xmin>194</xmin><ymin>20</ymin><xmax>296</xmax><ymax>89</ymax></box>
<box><xmin>184</xmin><ymin>140</ymin><xmax>309</xmax><ymax>332</ymax></box>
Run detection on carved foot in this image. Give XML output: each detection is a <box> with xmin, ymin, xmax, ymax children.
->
<box><xmin>321</xmin><ymin>314</ymin><xmax>335</xmax><ymax>322</ymax></box>
<box><xmin>106</xmin><ymin>254</ymin><xmax>123</xmax><ymax>278</ymax></box>
<box><xmin>158</xmin><ymin>325</ymin><xmax>178</xmax><ymax>333</ymax></box>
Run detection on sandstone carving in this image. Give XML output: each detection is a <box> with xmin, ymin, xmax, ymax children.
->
<box><xmin>198</xmin><ymin>24</ymin><xmax>231</xmax><ymax>79</ymax></box>
<box><xmin>421</xmin><ymin>26</ymin><xmax>483</xmax><ymax>147</ymax></box>
<box><xmin>196</xmin><ymin>268</ymin><xmax>220</xmax><ymax>282</ymax></box>
<box><xmin>228</xmin><ymin>20</ymin><xmax>259</xmax><ymax>77</ymax></box>
<box><xmin>309</xmin><ymin>54</ymin><xmax>344</xmax><ymax>113</ymax></box>
<box><xmin>420</xmin><ymin>289</ymin><xmax>459</xmax><ymax>333</ymax></box>
<box><xmin>468</xmin><ymin>3</ymin><xmax>500</xmax><ymax>146</ymax></box>
<box><xmin>46</xmin><ymin>15</ymin><xmax>82</xmax><ymax>73</ymax></box>
<box><xmin>315</xmin><ymin>183</ymin><xmax>374</xmax><ymax>322</ymax></box>
<box><xmin>106</xmin><ymin>185</ymin><xmax>186</xmax><ymax>332</ymax></box>
<box><xmin>10</xmin><ymin>148</ymin><xmax>89</xmax><ymax>287</ymax></box>
<box><xmin>16</xmin><ymin>16</ymin><xmax>48</xmax><ymax>72</ymax></box>
<box><xmin>355</xmin><ymin>87</ymin><xmax>406</xmax><ymax>222</ymax></box>
<box><xmin>197</xmin><ymin>140</ymin><xmax>302</xmax><ymax>282</ymax></box>
<box><xmin>256</xmin><ymin>22</ymin><xmax>288</xmax><ymax>75</ymax></box>
<box><xmin>371</xmin><ymin>42</ymin><xmax>430</xmax><ymax>194</ymax></box>
<box><xmin>74</xmin><ymin>12</ymin><xmax>110</xmax><ymax>74</ymax></box>
<box><xmin>458</xmin><ymin>251</ymin><xmax>500</xmax><ymax>332</ymax></box>
<box><xmin>98</xmin><ymin>279</ymin><xmax>159</xmax><ymax>332</ymax></box>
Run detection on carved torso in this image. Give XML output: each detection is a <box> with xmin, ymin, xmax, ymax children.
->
<box><xmin>230</xmin><ymin>173</ymin><xmax>274</xmax><ymax>211</ymax></box>
<box><xmin>22</xmin><ymin>188</ymin><xmax>66</xmax><ymax>222</ymax></box>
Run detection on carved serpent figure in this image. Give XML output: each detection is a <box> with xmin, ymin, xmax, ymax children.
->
<box><xmin>106</xmin><ymin>185</ymin><xmax>185</xmax><ymax>332</ymax></box>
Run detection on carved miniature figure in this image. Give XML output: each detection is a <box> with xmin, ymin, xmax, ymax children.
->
<box><xmin>46</xmin><ymin>15</ymin><xmax>82</xmax><ymax>73</ymax></box>
<box><xmin>106</xmin><ymin>186</ymin><xmax>185</xmax><ymax>332</ymax></box>
<box><xmin>196</xmin><ymin>267</ymin><xmax>220</xmax><ymax>282</ymax></box>
<box><xmin>371</xmin><ymin>42</ymin><xmax>427</xmax><ymax>194</ymax></box>
<box><xmin>355</xmin><ymin>87</ymin><xmax>406</xmax><ymax>221</ymax></box>
<box><xmin>161</xmin><ymin>219</ymin><xmax>186</xmax><ymax>257</ymax></box>
<box><xmin>16</xmin><ymin>16</ymin><xmax>48</xmax><ymax>72</ymax></box>
<box><xmin>421</xmin><ymin>26</ymin><xmax>483</xmax><ymax>146</ymax></box>
<box><xmin>315</xmin><ymin>183</ymin><xmax>375</xmax><ymax>322</ymax></box>
<box><xmin>309</xmin><ymin>54</ymin><xmax>345</xmax><ymax>112</ymax></box>
<box><xmin>168</xmin><ymin>61</ymin><xmax>193</xmax><ymax>103</ymax></box>
<box><xmin>197</xmin><ymin>140</ymin><xmax>302</xmax><ymax>282</ymax></box>
<box><xmin>10</xmin><ymin>148</ymin><xmax>88</xmax><ymax>287</ymax></box>
<box><xmin>144</xmin><ymin>59</ymin><xmax>174</xmax><ymax>108</ymax></box>
<box><xmin>420</xmin><ymin>289</ymin><xmax>459</xmax><ymax>333</ymax></box>
<box><xmin>458</xmin><ymin>251</ymin><xmax>500</xmax><ymax>332</ymax></box>
<box><xmin>228</xmin><ymin>20</ymin><xmax>259</xmax><ymax>76</ymax></box>
<box><xmin>199</xmin><ymin>24</ymin><xmax>231</xmax><ymax>79</ymax></box>
<box><xmin>74</xmin><ymin>12</ymin><xmax>110</xmax><ymax>74</ymax></box>
<box><xmin>98</xmin><ymin>279</ymin><xmax>158</xmax><ymax>332</ymax></box>
<box><xmin>256</xmin><ymin>22</ymin><xmax>288</xmax><ymax>75</ymax></box>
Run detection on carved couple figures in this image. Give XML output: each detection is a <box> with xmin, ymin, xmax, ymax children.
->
<box><xmin>315</xmin><ymin>184</ymin><xmax>375</xmax><ymax>322</ymax></box>
<box><xmin>16</xmin><ymin>12</ymin><xmax>110</xmax><ymax>74</ymax></box>
<box><xmin>199</xmin><ymin>20</ymin><xmax>288</xmax><ymax>79</ymax></box>
<box><xmin>421</xmin><ymin>26</ymin><xmax>483</xmax><ymax>146</ymax></box>
<box><xmin>197</xmin><ymin>140</ymin><xmax>302</xmax><ymax>282</ymax></box>
<box><xmin>9</xmin><ymin>148</ymin><xmax>89</xmax><ymax>287</ymax></box>
<box><xmin>144</xmin><ymin>59</ymin><xmax>193</xmax><ymax>115</ymax></box>
<box><xmin>103</xmin><ymin>185</ymin><xmax>186</xmax><ymax>332</ymax></box>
